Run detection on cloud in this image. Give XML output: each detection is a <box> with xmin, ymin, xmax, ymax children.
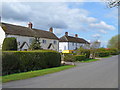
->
<box><xmin>99</xmin><ymin>29</ymin><xmax>107</xmax><ymax>34</ymax></box>
<box><xmin>90</xmin><ymin>21</ymin><xmax>115</xmax><ymax>30</ymax></box>
<box><xmin>2</xmin><ymin>2</ymin><xmax>116</xmax><ymax>37</ymax></box>
<box><xmin>92</xmin><ymin>34</ymin><xmax>101</xmax><ymax>38</ymax></box>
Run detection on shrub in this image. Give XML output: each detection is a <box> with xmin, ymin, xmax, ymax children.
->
<box><xmin>108</xmin><ymin>48</ymin><xmax>119</xmax><ymax>55</ymax></box>
<box><xmin>73</xmin><ymin>55</ymin><xmax>86</xmax><ymax>61</ymax></box>
<box><xmin>2</xmin><ymin>50</ymin><xmax>61</xmax><ymax>75</ymax></box>
<box><xmin>63</xmin><ymin>54</ymin><xmax>75</xmax><ymax>62</ymax></box>
<box><xmin>2</xmin><ymin>37</ymin><xmax>17</xmax><ymax>51</ymax></box>
<box><xmin>96</xmin><ymin>51</ymin><xmax>110</xmax><ymax>57</ymax></box>
<box><xmin>76</xmin><ymin>48</ymin><xmax>90</xmax><ymax>58</ymax></box>
<box><xmin>29</xmin><ymin>37</ymin><xmax>42</xmax><ymax>50</ymax></box>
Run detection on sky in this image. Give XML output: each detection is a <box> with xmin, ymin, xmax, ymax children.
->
<box><xmin>1</xmin><ymin>1</ymin><xmax>118</xmax><ymax>47</ymax></box>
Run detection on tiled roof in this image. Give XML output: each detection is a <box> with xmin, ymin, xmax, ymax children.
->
<box><xmin>59</xmin><ymin>35</ymin><xmax>90</xmax><ymax>44</ymax></box>
<box><xmin>1</xmin><ymin>23</ymin><xmax>59</xmax><ymax>40</ymax></box>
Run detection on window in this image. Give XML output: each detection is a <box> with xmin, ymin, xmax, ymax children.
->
<box><xmin>53</xmin><ymin>41</ymin><xmax>57</xmax><ymax>44</ymax></box>
<box><xmin>18</xmin><ymin>42</ymin><xmax>20</xmax><ymax>46</ymax></box>
<box><xmin>72</xmin><ymin>43</ymin><xmax>74</xmax><ymax>46</ymax></box>
<box><xmin>42</xmin><ymin>40</ymin><xmax>46</xmax><ymax>44</ymax></box>
<box><xmin>64</xmin><ymin>46</ymin><xmax>66</xmax><ymax>50</ymax></box>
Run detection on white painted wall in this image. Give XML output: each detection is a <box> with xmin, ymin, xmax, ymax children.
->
<box><xmin>59</xmin><ymin>42</ymin><xmax>88</xmax><ymax>52</ymax></box>
<box><xmin>59</xmin><ymin>42</ymin><xmax>68</xmax><ymax>52</ymax></box>
<box><xmin>0</xmin><ymin>27</ymin><xmax>5</xmax><ymax>49</ymax></box>
<box><xmin>7</xmin><ymin>35</ymin><xmax>33</xmax><ymax>50</ymax></box>
<box><xmin>6</xmin><ymin>34</ymin><xmax>59</xmax><ymax>51</ymax></box>
<box><xmin>40</xmin><ymin>38</ymin><xmax>59</xmax><ymax>51</ymax></box>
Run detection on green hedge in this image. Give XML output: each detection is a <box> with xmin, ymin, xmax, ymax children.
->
<box><xmin>64</xmin><ymin>54</ymin><xmax>86</xmax><ymax>62</ymax></box>
<box><xmin>2</xmin><ymin>50</ymin><xmax>61</xmax><ymax>76</ymax></box>
<box><xmin>96</xmin><ymin>48</ymin><xmax>119</xmax><ymax>57</ymax></box>
<box><xmin>73</xmin><ymin>55</ymin><xmax>86</xmax><ymax>61</ymax></box>
<box><xmin>96</xmin><ymin>51</ymin><xmax>110</xmax><ymax>57</ymax></box>
<box><xmin>2</xmin><ymin>37</ymin><xmax>17</xmax><ymax>51</ymax></box>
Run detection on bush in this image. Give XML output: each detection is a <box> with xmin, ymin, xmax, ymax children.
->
<box><xmin>2</xmin><ymin>37</ymin><xmax>17</xmax><ymax>51</ymax></box>
<box><xmin>108</xmin><ymin>48</ymin><xmax>119</xmax><ymax>55</ymax></box>
<box><xmin>96</xmin><ymin>48</ymin><xmax>119</xmax><ymax>56</ymax></box>
<box><xmin>63</xmin><ymin>54</ymin><xmax>75</xmax><ymax>62</ymax></box>
<box><xmin>96</xmin><ymin>51</ymin><xmax>110</xmax><ymax>57</ymax></box>
<box><xmin>73</xmin><ymin>55</ymin><xmax>86</xmax><ymax>61</ymax></box>
<box><xmin>76</xmin><ymin>48</ymin><xmax>90</xmax><ymax>58</ymax></box>
<box><xmin>2</xmin><ymin>50</ymin><xmax>61</xmax><ymax>76</ymax></box>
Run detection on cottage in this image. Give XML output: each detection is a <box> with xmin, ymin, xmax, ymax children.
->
<box><xmin>59</xmin><ymin>32</ymin><xmax>90</xmax><ymax>52</ymax></box>
<box><xmin>0</xmin><ymin>22</ymin><xmax>59</xmax><ymax>51</ymax></box>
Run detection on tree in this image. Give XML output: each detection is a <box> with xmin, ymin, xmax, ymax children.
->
<box><xmin>107</xmin><ymin>34</ymin><xmax>120</xmax><ymax>50</ymax></box>
<box><xmin>2</xmin><ymin>37</ymin><xmax>17</xmax><ymax>51</ymax></box>
<box><xmin>104</xmin><ymin>0</ymin><xmax>120</xmax><ymax>8</ymax></box>
<box><xmin>29</xmin><ymin>37</ymin><xmax>42</xmax><ymax>50</ymax></box>
<box><xmin>89</xmin><ymin>40</ymin><xmax>101</xmax><ymax>59</ymax></box>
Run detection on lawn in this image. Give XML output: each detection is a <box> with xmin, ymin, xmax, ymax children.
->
<box><xmin>80</xmin><ymin>59</ymin><xmax>100</xmax><ymax>63</ymax></box>
<box><xmin>2</xmin><ymin>65</ymin><xmax>75</xmax><ymax>83</ymax></box>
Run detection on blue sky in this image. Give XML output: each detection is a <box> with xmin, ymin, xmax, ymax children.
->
<box><xmin>1</xmin><ymin>2</ymin><xmax>118</xmax><ymax>47</ymax></box>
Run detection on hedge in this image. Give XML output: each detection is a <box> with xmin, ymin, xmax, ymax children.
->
<box><xmin>96</xmin><ymin>51</ymin><xmax>110</xmax><ymax>57</ymax></box>
<box><xmin>2</xmin><ymin>50</ymin><xmax>61</xmax><ymax>76</ymax></box>
<box><xmin>2</xmin><ymin>37</ymin><xmax>17</xmax><ymax>51</ymax></box>
<box><xmin>73</xmin><ymin>55</ymin><xmax>86</xmax><ymax>61</ymax></box>
<box><xmin>64</xmin><ymin>54</ymin><xmax>86</xmax><ymax>62</ymax></box>
<box><xmin>96</xmin><ymin>48</ymin><xmax>119</xmax><ymax>57</ymax></box>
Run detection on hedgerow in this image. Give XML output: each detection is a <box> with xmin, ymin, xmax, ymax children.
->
<box><xmin>2</xmin><ymin>50</ymin><xmax>61</xmax><ymax>76</ymax></box>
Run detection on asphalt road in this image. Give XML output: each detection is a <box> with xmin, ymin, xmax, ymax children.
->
<box><xmin>3</xmin><ymin>55</ymin><xmax>118</xmax><ymax>88</ymax></box>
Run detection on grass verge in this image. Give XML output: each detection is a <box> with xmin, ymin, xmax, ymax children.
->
<box><xmin>80</xmin><ymin>59</ymin><xmax>99</xmax><ymax>63</ymax></box>
<box><xmin>2</xmin><ymin>65</ymin><xmax>75</xmax><ymax>83</ymax></box>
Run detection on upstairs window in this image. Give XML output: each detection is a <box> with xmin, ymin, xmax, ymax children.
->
<box><xmin>42</xmin><ymin>40</ymin><xmax>46</xmax><ymax>44</ymax></box>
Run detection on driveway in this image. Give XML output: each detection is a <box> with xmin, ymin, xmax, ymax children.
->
<box><xmin>3</xmin><ymin>55</ymin><xmax>118</xmax><ymax>88</ymax></box>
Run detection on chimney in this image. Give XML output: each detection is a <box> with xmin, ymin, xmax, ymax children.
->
<box><xmin>49</xmin><ymin>27</ymin><xmax>53</xmax><ymax>33</ymax></box>
<box><xmin>28</xmin><ymin>22</ymin><xmax>32</xmax><ymax>29</ymax></box>
<box><xmin>65</xmin><ymin>32</ymin><xmax>68</xmax><ymax>36</ymax></box>
<box><xmin>75</xmin><ymin>34</ymin><xmax>78</xmax><ymax>38</ymax></box>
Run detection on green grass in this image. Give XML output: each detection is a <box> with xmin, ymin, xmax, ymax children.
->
<box><xmin>79</xmin><ymin>59</ymin><xmax>100</xmax><ymax>63</ymax></box>
<box><xmin>2</xmin><ymin>65</ymin><xmax>75</xmax><ymax>83</ymax></box>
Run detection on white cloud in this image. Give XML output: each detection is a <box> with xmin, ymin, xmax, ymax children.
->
<box><xmin>92</xmin><ymin>34</ymin><xmax>101</xmax><ymax>38</ymax></box>
<box><xmin>90</xmin><ymin>21</ymin><xmax>115</xmax><ymax>30</ymax></box>
<box><xmin>2</xmin><ymin>2</ymin><xmax>116</xmax><ymax>37</ymax></box>
<box><xmin>99</xmin><ymin>29</ymin><xmax>107</xmax><ymax>34</ymax></box>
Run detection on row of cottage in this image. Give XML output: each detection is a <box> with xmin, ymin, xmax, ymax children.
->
<box><xmin>0</xmin><ymin>22</ymin><xmax>97</xmax><ymax>52</ymax></box>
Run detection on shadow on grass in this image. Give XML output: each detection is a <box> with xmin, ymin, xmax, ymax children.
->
<box><xmin>79</xmin><ymin>58</ymin><xmax>100</xmax><ymax>63</ymax></box>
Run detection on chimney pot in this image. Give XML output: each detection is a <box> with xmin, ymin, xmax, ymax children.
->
<box><xmin>65</xmin><ymin>32</ymin><xmax>68</xmax><ymax>36</ymax></box>
<box><xmin>49</xmin><ymin>27</ymin><xmax>53</xmax><ymax>33</ymax></box>
<box><xmin>75</xmin><ymin>34</ymin><xmax>78</xmax><ymax>38</ymax></box>
<box><xmin>28</xmin><ymin>22</ymin><xmax>32</xmax><ymax>29</ymax></box>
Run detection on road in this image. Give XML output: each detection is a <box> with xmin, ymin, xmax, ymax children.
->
<box><xmin>3</xmin><ymin>55</ymin><xmax>118</xmax><ymax>88</ymax></box>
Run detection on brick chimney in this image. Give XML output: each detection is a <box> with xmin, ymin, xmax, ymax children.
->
<box><xmin>75</xmin><ymin>34</ymin><xmax>78</xmax><ymax>38</ymax></box>
<box><xmin>28</xmin><ymin>22</ymin><xmax>32</xmax><ymax>29</ymax></box>
<box><xmin>65</xmin><ymin>32</ymin><xmax>68</xmax><ymax>36</ymax></box>
<box><xmin>49</xmin><ymin>27</ymin><xmax>53</xmax><ymax>33</ymax></box>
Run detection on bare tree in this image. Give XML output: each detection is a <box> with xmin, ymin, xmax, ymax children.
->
<box><xmin>104</xmin><ymin>0</ymin><xmax>120</xmax><ymax>8</ymax></box>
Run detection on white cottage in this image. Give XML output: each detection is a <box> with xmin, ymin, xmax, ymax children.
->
<box><xmin>0</xmin><ymin>22</ymin><xmax>59</xmax><ymax>51</ymax></box>
<box><xmin>59</xmin><ymin>32</ymin><xmax>90</xmax><ymax>52</ymax></box>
